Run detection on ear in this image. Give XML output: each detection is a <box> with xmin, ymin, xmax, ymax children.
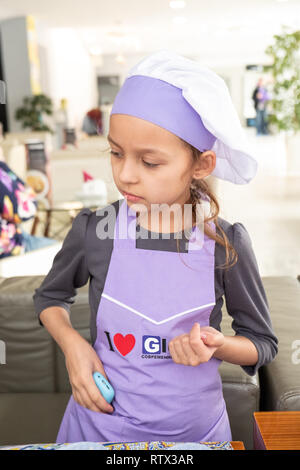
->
<box><xmin>192</xmin><ymin>150</ymin><xmax>216</xmax><ymax>179</ymax></box>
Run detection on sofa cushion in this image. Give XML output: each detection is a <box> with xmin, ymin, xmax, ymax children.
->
<box><xmin>220</xmin><ymin>361</ymin><xmax>259</xmax><ymax>450</ymax></box>
<box><xmin>0</xmin><ymin>393</ymin><xmax>70</xmax><ymax>446</ymax></box>
<box><xmin>258</xmin><ymin>276</ymin><xmax>300</xmax><ymax>411</ymax></box>
<box><xmin>0</xmin><ymin>275</ymin><xmax>89</xmax><ymax>393</ymax></box>
<box><xmin>219</xmin><ymin>297</ymin><xmax>260</xmax><ymax>450</ymax></box>
<box><xmin>0</xmin><ymin>276</ymin><xmax>56</xmax><ymax>393</ymax></box>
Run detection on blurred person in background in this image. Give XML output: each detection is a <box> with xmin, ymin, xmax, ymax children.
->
<box><xmin>252</xmin><ymin>78</ymin><xmax>270</xmax><ymax>136</ymax></box>
<box><xmin>82</xmin><ymin>107</ymin><xmax>103</xmax><ymax>136</ymax></box>
<box><xmin>54</xmin><ymin>98</ymin><xmax>69</xmax><ymax>149</ymax></box>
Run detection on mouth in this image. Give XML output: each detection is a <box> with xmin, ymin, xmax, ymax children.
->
<box><xmin>121</xmin><ymin>190</ymin><xmax>143</xmax><ymax>200</ymax></box>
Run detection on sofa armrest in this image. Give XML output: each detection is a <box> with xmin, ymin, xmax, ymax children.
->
<box><xmin>220</xmin><ymin>361</ymin><xmax>259</xmax><ymax>450</ymax></box>
<box><xmin>259</xmin><ymin>276</ymin><xmax>300</xmax><ymax>411</ymax></box>
<box><xmin>219</xmin><ymin>301</ymin><xmax>260</xmax><ymax>449</ymax></box>
<box><xmin>0</xmin><ymin>393</ymin><xmax>70</xmax><ymax>446</ymax></box>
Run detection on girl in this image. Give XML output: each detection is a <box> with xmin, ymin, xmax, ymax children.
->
<box><xmin>33</xmin><ymin>50</ymin><xmax>278</xmax><ymax>444</ymax></box>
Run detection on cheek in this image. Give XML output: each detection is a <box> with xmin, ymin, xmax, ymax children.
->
<box><xmin>110</xmin><ymin>158</ymin><xmax>127</xmax><ymax>181</ymax></box>
<box><xmin>110</xmin><ymin>163</ymin><xmax>119</xmax><ymax>183</ymax></box>
<box><xmin>160</xmin><ymin>166</ymin><xmax>190</xmax><ymax>188</ymax></box>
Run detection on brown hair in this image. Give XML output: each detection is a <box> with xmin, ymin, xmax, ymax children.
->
<box><xmin>178</xmin><ymin>142</ymin><xmax>238</xmax><ymax>272</ymax></box>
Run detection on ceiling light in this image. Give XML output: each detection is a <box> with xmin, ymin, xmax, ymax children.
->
<box><xmin>115</xmin><ymin>54</ymin><xmax>126</xmax><ymax>64</ymax></box>
<box><xmin>226</xmin><ymin>25</ymin><xmax>242</xmax><ymax>32</ymax></box>
<box><xmin>89</xmin><ymin>45</ymin><xmax>102</xmax><ymax>56</ymax></box>
<box><xmin>107</xmin><ymin>30</ymin><xmax>126</xmax><ymax>38</ymax></box>
<box><xmin>169</xmin><ymin>0</ymin><xmax>186</xmax><ymax>9</ymax></box>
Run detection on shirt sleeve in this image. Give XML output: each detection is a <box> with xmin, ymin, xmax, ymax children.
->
<box><xmin>32</xmin><ymin>208</ymin><xmax>91</xmax><ymax>326</ymax></box>
<box><xmin>223</xmin><ymin>222</ymin><xmax>278</xmax><ymax>376</ymax></box>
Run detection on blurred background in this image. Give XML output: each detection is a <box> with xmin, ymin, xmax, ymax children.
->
<box><xmin>0</xmin><ymin>0</ymin><xmax>299</xmax><ymax>278</ymax></box>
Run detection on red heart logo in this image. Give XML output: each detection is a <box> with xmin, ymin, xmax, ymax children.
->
<box><xmin>113</xmin><ymin>334</ymin><xmax>136</xmax><ymax>356</ymax></box>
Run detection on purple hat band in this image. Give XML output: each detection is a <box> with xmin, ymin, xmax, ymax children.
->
<box><xmin>110</xmin><ymin>75</ymin><xmax>216</xmax><ymax>152</ymax></box>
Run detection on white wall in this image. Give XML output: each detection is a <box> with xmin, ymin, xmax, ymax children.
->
<box><xmin>212</xmin><ymin>65</ymin><xmax>246</xmax><ymax>125</ymax></box>
<box><xmin>96</xmin><ymin>53</ymin><xmax>247</xmax><ymax>125</ymax></box>
<box><xmin>34</xmin><ymin>33</ymin><xmax>267</xmax><ymax>131</ymax></box>
<box><xmin>36</xmin><ymin>24</ymin><xmax>97</xmax><ymax>129</ymax></box>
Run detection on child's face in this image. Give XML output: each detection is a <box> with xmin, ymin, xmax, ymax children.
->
<box><xmin>109</xmin><ymin>114</ymin><xmax>215</xmax><ymax>211</ymax></box>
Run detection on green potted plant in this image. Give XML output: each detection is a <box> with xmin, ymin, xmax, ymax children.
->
<box><xmin>15</xmin><ymin>93</ymin><xmax>54</xmax><ymax>133</ymax></box>
<box><xmin>264</xmin><ymin>27</ymin><xmax>300</xmax><ymax>174</ymax></box>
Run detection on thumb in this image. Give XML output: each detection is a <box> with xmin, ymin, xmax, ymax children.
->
<box><xmin>192</xmin><ymin>322</ymin><xmax>208</xmax><ymax>341</ymax></box>
<box><xmin>200</xmin><ymin>331</ymin><xmax>218</xmax><ymax>346</ymax></box>
<box><xmin>191</xmin><ymin>322</ymin><xmax>207</xmax><ymax>341</ymax></box>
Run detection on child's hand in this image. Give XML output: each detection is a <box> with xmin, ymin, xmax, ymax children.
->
<box><xmin>168</xmin><ymin>323</ymin><xmax>225</xmax><ymax>366</ymax></box>
<box><xmin>64</xmin><ymin>334</ymin><xmax>114</xmax><ymax>414</ymax></box>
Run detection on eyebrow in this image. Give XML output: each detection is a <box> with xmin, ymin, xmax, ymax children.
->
<box><xmin>107</xmin><ymin>135</ymin><xmax>170</xmax><ymax>158</ymax></box>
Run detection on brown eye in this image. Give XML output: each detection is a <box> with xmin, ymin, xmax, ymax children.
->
<box><xmin>110</xmin><ymin>150</ymin><xmax>120</xmax><ymax>157</ymax></box>
<box><xmin>110</xmin><ymin>150</ymin><xmax>159</xmax><ymax>168</ymax></box>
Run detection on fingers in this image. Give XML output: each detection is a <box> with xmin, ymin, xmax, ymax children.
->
<box><xmin>180</xmin><ymin>335</ymin><xmax>203</xmax><ymax>367</ymax></box>
<box><xmin>169</xmin><ymin>332</ymin><xmax>207</xmax><ymax>366</ymax></box>
<box><xmin>188</xmin><ymin>323</ymin><xmax>209</xmax><ymax>358</ymax></box>
<box><xmin>169</xmin><ymin>323</ymin><xmax>222</xmax><ymax>366</ymax></box>
<box><xmin>72</xmin><ymin>376</ymin><xmax>114</xmax><ymax>414</ymax></box>
<box><xmin>169</xmin><ymin>335</ymin><xmax>190</xmax><ymax>365</ymax></box>
<box><xmin>73</xmin><ymin>386</ymin><xmax>101</xmax><ymax>413</ymax></box>
<box><xmin>199</xmin><ymin>326</ymin><xmax>225</xmax><ymax>348</ymax></box>
<box><xmin>88</xmin><ymin>378</ymin><xmax>114</xmax><ymax>413</ymax></box>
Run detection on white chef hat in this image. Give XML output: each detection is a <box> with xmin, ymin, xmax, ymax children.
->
<box><xmin>110</xmin><ymin>49</ymin><xmax>258</xmax><ymax>185</ymax></box>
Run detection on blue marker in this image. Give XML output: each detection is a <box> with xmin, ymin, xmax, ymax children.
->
<box><xmin>93</xmin><ymin>372</ymin><xmax>115</xmax><ymax>404</ymax></box>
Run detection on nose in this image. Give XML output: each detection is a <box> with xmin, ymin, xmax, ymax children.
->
<box><xmin>117</xmin><ymin>157</ymin><xmax>139</xmax><ymax>185</ymax></box>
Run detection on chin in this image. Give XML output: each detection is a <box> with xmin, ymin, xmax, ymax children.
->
<box><xmin>125</xmin><ymin>199</ymin><xmax>149</xmax><ymax>213</ymax></box>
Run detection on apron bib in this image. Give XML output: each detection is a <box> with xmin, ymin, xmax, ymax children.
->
<box><xmin>56</xmin><ymin>200</ymin><xmax>232</xmax><ymax>443</ymax></box>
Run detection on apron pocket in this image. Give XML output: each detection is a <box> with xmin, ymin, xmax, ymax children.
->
<box><xmin>73</xmin><ymin>401</ymin><xmax>127</xmax><ymax>442</ymax></box>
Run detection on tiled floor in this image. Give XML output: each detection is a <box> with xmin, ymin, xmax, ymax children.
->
<box><xmin>46</xmin><ymin>128</ymin><xmax>300</xmax><ymax>279</ymax></box>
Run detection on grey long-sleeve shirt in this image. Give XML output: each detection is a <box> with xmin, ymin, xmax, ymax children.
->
<box><xmin>33</xmin><ymin>199</ymin><xmax>278</xmax><ymax>376</ymax></box>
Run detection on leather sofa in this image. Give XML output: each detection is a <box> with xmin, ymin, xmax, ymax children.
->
<box><xmin>0</xmin><ymin>275</ymin><xmax>299</xmax><ymax>450</ymax></box>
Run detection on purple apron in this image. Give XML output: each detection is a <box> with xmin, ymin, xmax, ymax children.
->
<box><xmin>56</xmin><ymin>200</ymin><xmax>232</xmax><ymax>443</ymax></box>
